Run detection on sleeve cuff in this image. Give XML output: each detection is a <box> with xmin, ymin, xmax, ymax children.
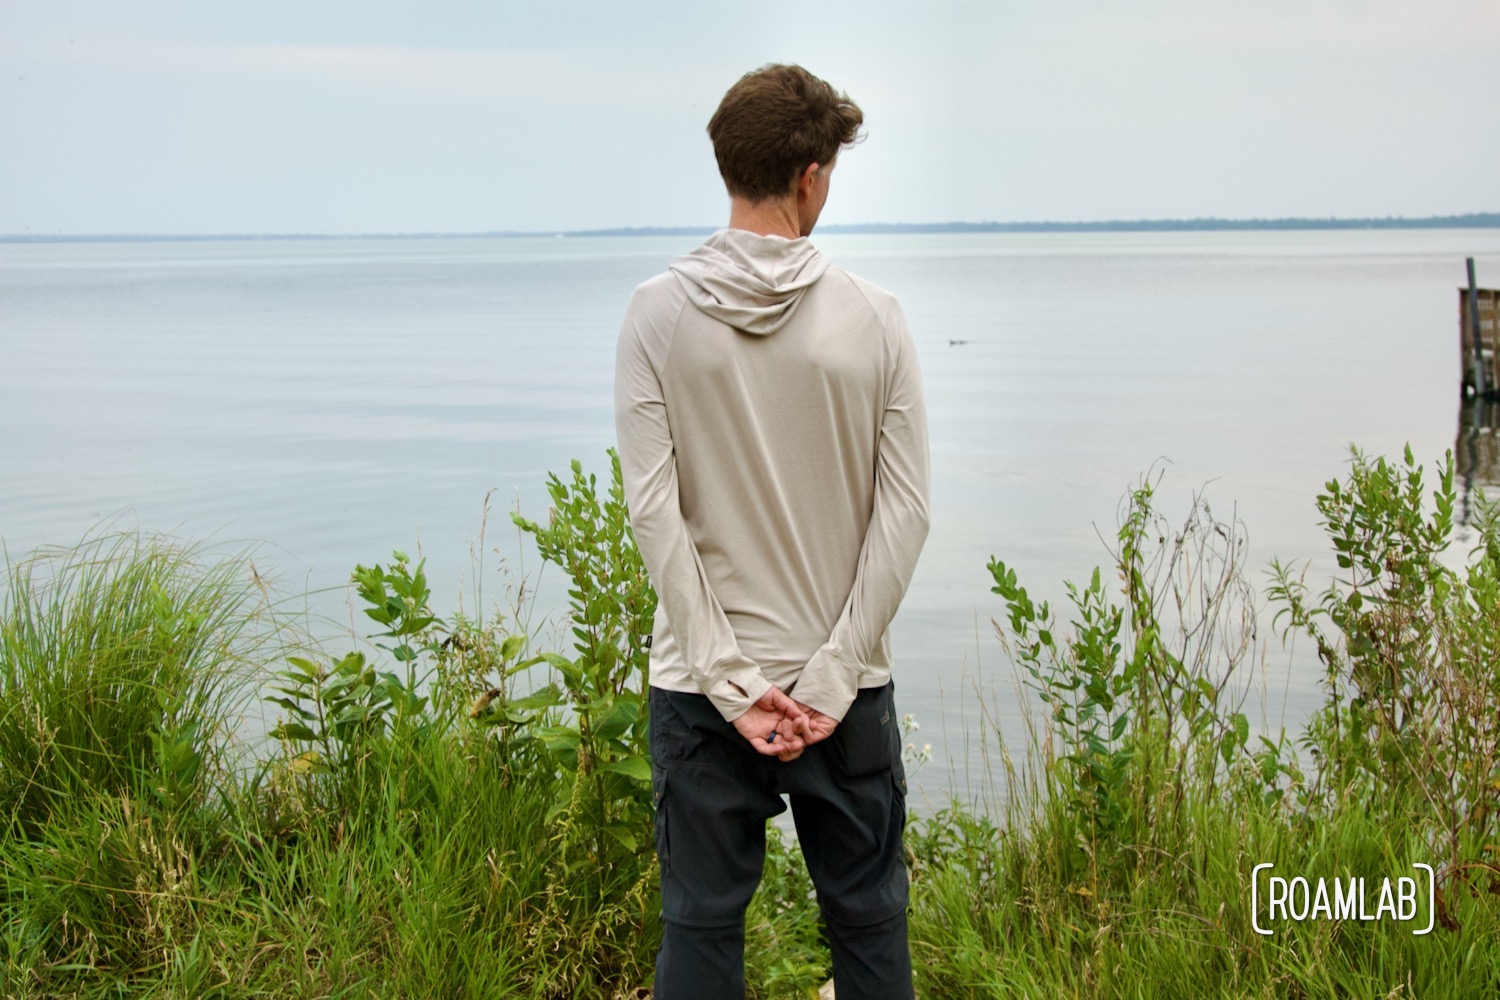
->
<box><xmin>706</xmin><ymin>666</ymin><xmax>773</xmax><ymax>721</ymax></box>
<box><xmin>788</xmin><ymin>644</ymin><xmax>861</xmax><ymax>722</ymax></box>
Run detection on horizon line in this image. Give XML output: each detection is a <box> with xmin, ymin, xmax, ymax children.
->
<box><xmin>4</xmin><ymin>211</ymin><xmax>1499</xmax><ymax>243</ymax></box>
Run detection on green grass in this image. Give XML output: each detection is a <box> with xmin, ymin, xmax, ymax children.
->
<box><xmin>1</xmin><ymin>530</ymin><xmax>264</xmax><ymax>841</ymax></box>
<box><xmin>0</xmin><ymin>530</ymin><xmax>663</xmax><ymax>999</ymax></box>
<box><xmin>5</xmin><ymin>447</ymin><xmax>1500</xmax><ymax>997</ymax></box>
<box><xmin>903</xmin><ymin>449</ymin><xmax>1500</xmax><ymax>998</ymax></box>
<box><xmin>906</xmin><ymin>727</ymin><xmax>1500</xmax><ymax>999</ymax></box>
<box><xmin>0</xmin><ymin>530</ymin><xmax>267</xmax><ymax>993</ymax></box>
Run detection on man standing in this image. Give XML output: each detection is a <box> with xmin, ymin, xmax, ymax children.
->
<box><xmin>615</xmin><ymin>64</ymin><xmax>930</xmax><ymax>999</ymax></box>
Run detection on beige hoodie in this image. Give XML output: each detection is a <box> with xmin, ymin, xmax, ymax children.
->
<box><xmin>614</xmin><ymin>228</ymin><xmax>929</xmax><ymax>723</ymax></box>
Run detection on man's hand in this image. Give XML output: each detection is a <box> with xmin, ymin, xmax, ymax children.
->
<box><xmin>732</xmin><ymin>686</ymin><xmax>808</xmax><ymax>761</ymax></box>
<box><xmin>793</xmin><ymin>700</ymin><xmax>838</xmax><ymax>746</ymax></box>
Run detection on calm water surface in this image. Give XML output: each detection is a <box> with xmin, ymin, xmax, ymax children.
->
<box><xmin>5</xmin><ymin>230</ymin><xmax>1500</xmax><ymax>804</ymax></box>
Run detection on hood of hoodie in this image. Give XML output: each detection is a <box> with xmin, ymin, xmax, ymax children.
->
<box><xmin>668</xmin><ymin>228</ymin><xmax>830</xmax><ymax>336</ymax></box>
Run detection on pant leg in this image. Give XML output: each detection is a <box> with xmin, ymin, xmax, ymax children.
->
<box><xmin>656</xmin><ymin>920</ymin><xmax>745</xmax><ymax>999</ymax></box>
<box><xmin>823</xmin><ymin>909</ymin><xmax>913</xmax><ymax>1000</ymax></box>
<box><xmin>785</xmin><ymin>682</ymin><xmax>913</xmax><ymax>1000</ymax></box>
<box><xmin>649</xmin><ymin>687</ymin><xmax>784</xmax><ymax>1000</ymax></box>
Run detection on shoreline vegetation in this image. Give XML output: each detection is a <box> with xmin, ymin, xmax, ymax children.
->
<box><xmin>4</xmin><ymin>212</ymin><xmax>1499</xmax><ymax>242</ymax></box>
<box><xmin>4</xmin><ymin>445</ymin><xmax>1500</xmax><ymax>997</ymax></box>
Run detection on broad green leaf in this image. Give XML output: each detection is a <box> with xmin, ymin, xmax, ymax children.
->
<box><xmin>593</xmin><ymin>696</ymin><xmax>640</xmax><ymax>741</ymax></box>
<box><xmin>287</xmin><ymin>750</ymin><xmax>326</xmax><ymax>774</ymax></box>
<box><xmin>509</xmin><ymin>684</ymin><xmax>566</xmax><ymax>711</ymax></box>
<box><xmin>500</xmin><ymin>635</ymin><xmax>527</xmax><ymax>662</ymax></box>
<box><xmin>269</xmin><ymin>722</ymin><xmax>319</xmax><ymax>743</ymax></box>
<box><xmin>1232</xmin><ymin>712</ymin><xmax>1249</xmax><ymax>748</ymax></box>
<box><xmin>1220</xmin><ymin>731</ymin><xmax>1237</xmax><ymax>766</ymax></box>
<box><xmin>265</xmin><ymin>697</ymin><xmax>315</xmax><ymax>721</ymax></box>
<box><xmin>285</xmin><ymin>656</ymin><xmax>323</xmax><ymax>679</ymax></box>
<box><xmin>504</xmin><ymin>654</ymin><xmax>546</xmax><ymax>677</ymax></box>
<box><xmin>597</xmin><ymin>756</ymin><xmax>652</xmax><ymax>783</ymax></box>
<box><xmin>602</xmin><ymin>823</ymin><xmax>639</xmax><ymax>852</ymax></box>
<box><xmin>538</xmin><ymin>725</ymin><xmax>582</xmax><ymax>754</ymax></box>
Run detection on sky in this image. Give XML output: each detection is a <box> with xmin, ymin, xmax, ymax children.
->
<box><xmin>2</xmin><ymin>1</ymin><xmax>1498</xmax><ymax>235</ymax></box>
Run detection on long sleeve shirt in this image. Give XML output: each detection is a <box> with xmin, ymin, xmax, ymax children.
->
<box><xmin>614</xmin><ymin>228</ymin><xmax>930</xmax><ymax>723</ymax></box>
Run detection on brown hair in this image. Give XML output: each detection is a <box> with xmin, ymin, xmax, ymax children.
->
<box><xmin>707</xmin><ymin>64</ymin><xmax>865</xmax><ymax>202</ymax></box>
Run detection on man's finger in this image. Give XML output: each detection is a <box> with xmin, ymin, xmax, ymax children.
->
<box><xmin>790</xmin><ymin>699</ymin><xmax>838</xmax><ymax>744</ymax></box>
<box><xmin>762</xmin><ymin>686</ymin><xmax>806</xmax><ymax>721</ymax></box>
<box><xmin>752</xmin><ymin>733</ymin><xmax>802</xmax><ymax>757</ymax></box>
<box><xmin>766</xmin><ymin>728</ymin><xmax>803</xmax><ymax>751</ymax></box>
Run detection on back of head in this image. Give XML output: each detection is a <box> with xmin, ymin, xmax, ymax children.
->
<box><xmin>707</xmin><ymin>64</ymin><xmax>865</xmax><ymax>203</ymax></box>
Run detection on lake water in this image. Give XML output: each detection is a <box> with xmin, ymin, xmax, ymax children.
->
<box><xmin>5</xmin><ymin>229</ymin><xmax>1500</xmax><ymax>806</ymax></box>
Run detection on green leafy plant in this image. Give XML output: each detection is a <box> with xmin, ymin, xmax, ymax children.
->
<box><xmin>268</xmin><ymin>557</ymin><xmax>421</xmax><ymax>759</ymax></box>
<box><xmin>987</xmin><ymin>472</ymin><xmax>1282</xmax><ymax>891</ymax></box>
<box><xmin>510</xmin><ymin>448</ymin><xmax>658</xmax><ymax>849</ymax></box>
<box><xmin>264</xmin><ymin>552</ymin><xmax>500</xmax><ymax>816</ymax></box>
<box><xmin>1271</xmin><ymin>447</ymin><xmax>1500</xmax><ymax>897</ymax></box>
<box><xmin>989</xmin><ymin>558</ymin><xmax>1137</xmax><ymax>859</ymax></box>
<box><xmin>351</xmin><ymin>551</ymin><xmax>436</xmax><ymax>721</ymax></box>
<box><xmin>506</xmin><ymin>448</ymin><xmax>661</xmax><ymax>995</ymax></box>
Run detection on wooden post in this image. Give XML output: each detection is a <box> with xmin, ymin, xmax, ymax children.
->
<box><xmin>1470</xmin><ymin>258</ymin><xmax>1486</xmax><ymax>395</ymax></box>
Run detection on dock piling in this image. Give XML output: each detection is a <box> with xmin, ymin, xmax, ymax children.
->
<box><xmin>1470</xmin><ymin>258</ymin><xmax>1487</xmax><ymax>395</ymax></box>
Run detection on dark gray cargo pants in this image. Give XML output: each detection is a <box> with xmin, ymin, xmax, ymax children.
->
<box><xmin>648</xmin><ymin>681</ymin><xmax>913</xmax><ymax>1000</ymax></box>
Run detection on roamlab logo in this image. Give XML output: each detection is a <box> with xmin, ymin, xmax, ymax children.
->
<box><xmin>1251</xmin><ymin>863</ymin><xmax>1435</xmax><ymax>936</ymax></box>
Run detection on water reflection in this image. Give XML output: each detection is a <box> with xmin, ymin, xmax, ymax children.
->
<box><xmin>1456</xmin><ymin>396</ymin><xmax>1500</xmax><ymax>524</ymax></box>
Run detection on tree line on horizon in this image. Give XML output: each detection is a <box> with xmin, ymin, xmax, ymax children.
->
<box><xmin>5</xmin><ymin>211</ymin><xmax>1499</xmax><ymax>242</ymax></box>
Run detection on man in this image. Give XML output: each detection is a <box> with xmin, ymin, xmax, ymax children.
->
<box><xmin>615</xmin><ymin>63</ymin><xmax>930</xmax><ymax>1000</ymax></box>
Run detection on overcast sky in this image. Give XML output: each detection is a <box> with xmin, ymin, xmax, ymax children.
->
<box><xmin>3</xmin><ymin>1</ymin><xmax>1497</xmax><ymax>235</ymax></box>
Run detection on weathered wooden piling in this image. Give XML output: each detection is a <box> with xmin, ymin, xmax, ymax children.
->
<box><xmin>1460</xmin><ymin>257</ymin><xmax>1499</xmax><ymax>396</ymax></box>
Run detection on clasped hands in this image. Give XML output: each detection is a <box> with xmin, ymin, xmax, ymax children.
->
<box><xmin>731</xmin><ymin>686</ymin><xmax>836</xmax><ymax>762</ymax></box>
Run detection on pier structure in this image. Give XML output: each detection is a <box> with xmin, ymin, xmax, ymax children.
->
<box><xmin>1461</xmin><ymin>257</ymin><xmax>1500</xmax><ymax>396</ymax></box>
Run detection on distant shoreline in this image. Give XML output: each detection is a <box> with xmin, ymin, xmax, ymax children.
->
<box><xmin>4</xmin><ymin>212</ymin><xmax>1498</xmax><ymax>243</ymax></box>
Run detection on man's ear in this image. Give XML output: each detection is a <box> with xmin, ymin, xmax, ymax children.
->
<box><xmin>798</xmin><ymin>161</ymin><xmax>821</xmax><ymax>198</ymax></box>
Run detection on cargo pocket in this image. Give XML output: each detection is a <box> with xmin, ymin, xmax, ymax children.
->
<box><xmin>831</xmin><ymin>684</ymin><xmax>901</xmax><ymax>778</ymax></box>
<box><xmin>651</xmin><ymin>768</ymin><xmax>670</xmax><ymax>874</ymax></box>
<box><xmin>648</xmin><ymin>688</ymin><xmax>704</xmax><ymax>763</ymax></box>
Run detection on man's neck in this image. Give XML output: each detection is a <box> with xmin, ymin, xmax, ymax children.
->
<box><xmin>726</xmin><ymin>195</ymin><xmax>802</xmax><ymax>240</ymax></box>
